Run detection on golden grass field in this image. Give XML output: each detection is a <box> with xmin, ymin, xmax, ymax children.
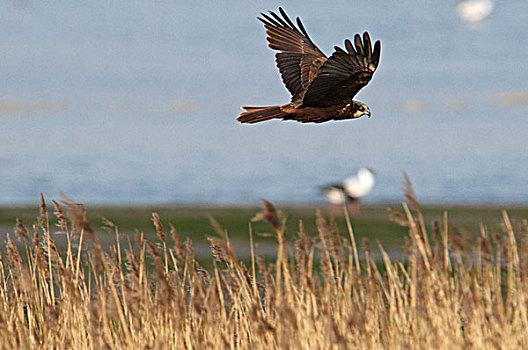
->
<box><xmin>1</xmin><ymin>182</ymin><xmax>528</xmax><ymax>349</ymax></box>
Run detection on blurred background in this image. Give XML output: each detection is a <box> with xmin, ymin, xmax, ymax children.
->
<box><xmin>1</xmin><ymin>0</ymin><xmax>527</xmax><ymax>206</ymax></box>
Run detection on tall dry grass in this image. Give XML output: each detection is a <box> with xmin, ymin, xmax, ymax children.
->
<box><xmin>1</xmin><ymin>190</ymin><xmax>528</xmax><ymax>349</ymax></box>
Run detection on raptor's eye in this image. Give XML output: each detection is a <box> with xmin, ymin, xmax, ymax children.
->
<box><xmin>359</xmin><ymin>105</ymin><xmax>365</xmax><ymax>111</ymax></box>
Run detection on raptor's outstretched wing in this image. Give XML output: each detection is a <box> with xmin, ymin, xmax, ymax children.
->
<box><xmin>300</xmin><ymin>32</ymin><xmax>381</xmax><ymax>108</ymax></box>
<box><xmin>259</xmin><ymin>8</ymin><xmax>327</xmax><ymax>103</ymax></box>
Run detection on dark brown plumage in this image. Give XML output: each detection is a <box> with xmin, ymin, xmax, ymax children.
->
<box><xmin>237</xmin><ymin>7</ymin><xmax>381</xmax><ymax>124</ymax></box>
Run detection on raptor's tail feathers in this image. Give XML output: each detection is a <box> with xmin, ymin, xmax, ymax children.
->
<box><xmin>237</xmin><ymin>105</ymin><xmax>287</xmax><ymax>124</ymax></box>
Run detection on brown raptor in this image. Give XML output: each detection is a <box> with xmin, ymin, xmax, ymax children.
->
<box><xmin>237</xmin><ymin>7</ymin><xmax>381</xmax><ymax>124</ymax></box>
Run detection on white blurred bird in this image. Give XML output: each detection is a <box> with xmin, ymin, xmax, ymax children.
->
<box><xmin>456</xmin><ymin>0</ymin><xmax>494</xmax><ymax>24</ymax></box>
<box><xmin>322</xmin><ymin>168</ymin><xmax>375</xmax><ymax>213</ymax></box>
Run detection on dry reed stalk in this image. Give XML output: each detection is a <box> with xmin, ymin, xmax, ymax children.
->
<box><xmin>248</xmin><ymin>223</ymin><xmax>259</xmax><ymax>299</ymax></box>
<box><xmin>52</xmin><ymin>199</ymin><xmax>76</xmax><ymax>272</ymax></box>
<box><xmin>38</xmin><ymin>194</ymin><xmax>57</xmax><ymax>307</ymax></box>
<box><xmin>252</xmin><ymin>200</ymin><xmax>290</xmax><ymax>306</ymax></box>
<box><xmin>14</xmin><ymin>218</ymin><xmax>30</xmax><ymax>245</ymax></box>
<box><xmin>2</xmin><ymin>193</ymin><xmax>528</xmax><ymax>348</ymax></box>
<box><xmin>343</xmin><ymin>201</ymin><xmax>361</xmax><ymax>276</ymax></box>
<box><xmin>294</xmin><ymin>220</ymin><xmax>314</xmax><ymax>293</ymax></box>
<box><xmin>170</xmin><ymin>223</ymin><xmax>186</xmax><ymax>262</ymax></box>
<box><xmin>151</xmin><ymin>213</ymin><xmax>169</xmax><ymax>277</ymax></box>
<box><xmin>316</xmin><ymin>210</ymin><xmax>335</xmax><ymax>284</ymax></box>
<box><xmin>402</xmin><ymin>172</ymin><xmax>431</xmax><ymax>250</ymax></box>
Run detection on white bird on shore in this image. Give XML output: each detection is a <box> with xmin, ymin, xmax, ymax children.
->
<box><xmin>322</xmin><ymin>168</ymin><xmax>375</xmax><ymax>213</ymax></box>
<box><xmin>456</xmin><ymin>0</ymin><xmax>494</xmax><ymax>24</ymax></box>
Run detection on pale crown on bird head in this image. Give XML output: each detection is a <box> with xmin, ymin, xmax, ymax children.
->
<box><xmin>351</xmin><ymin>101</ymin><xmax>371</xmax><ymax>118</ymax></box>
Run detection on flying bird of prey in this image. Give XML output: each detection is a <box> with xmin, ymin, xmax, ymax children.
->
<box><xmin>237</xmin><ymin>7</ymin><xmax>381</xmax><ymax>124</ymax></box>
<box><xmin>322</xmin><ymin>168</ymin><xmax>375</xmax><ymax>213</ymax></box>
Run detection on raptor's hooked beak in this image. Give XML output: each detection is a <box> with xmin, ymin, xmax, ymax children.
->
<box><xmin>366</xmin><ymin>108</ymin><xmax>371</xmax><ymax>118</ymax></box>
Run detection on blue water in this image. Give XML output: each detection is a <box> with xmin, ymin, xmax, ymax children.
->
<box><xmin>1</xmin><ymin>1</ymin><xmax>528</xmax><ymax>205</ymax></box>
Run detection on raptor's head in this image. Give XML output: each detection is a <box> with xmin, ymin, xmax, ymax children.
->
<box><xmin>352</xmin><ymin>101</ymin><xmax>371</xmax><ymax>119</ymax></box>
